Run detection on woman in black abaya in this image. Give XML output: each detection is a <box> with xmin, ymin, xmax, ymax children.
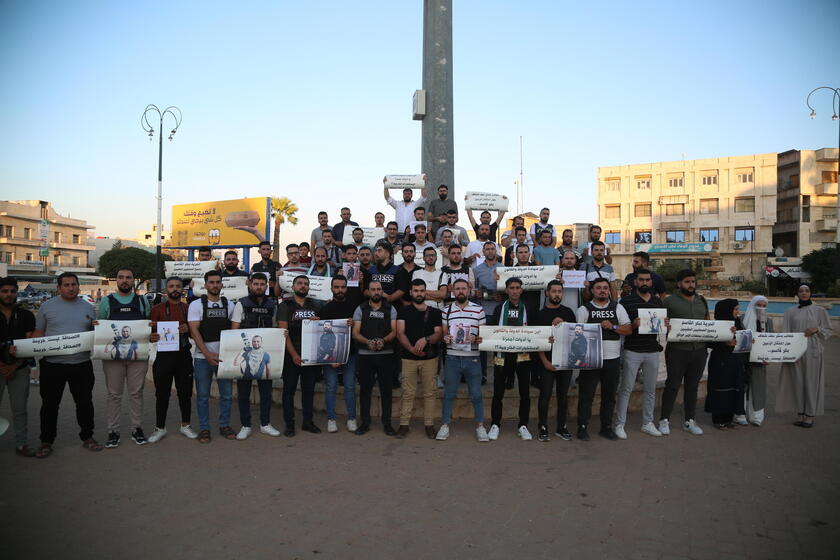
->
<box><xmin>705</xmin><ymin>298</ymin><xmax>747</xmax><ymax>429</ymax></box>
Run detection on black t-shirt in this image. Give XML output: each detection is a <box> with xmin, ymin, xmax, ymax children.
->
<box><xmin>319</xmin><ymin>298</ymin><xmax>358</xmax><ymax>352</ymax></box>
<box><xmin>1</xmin><ymin>306</ymin><xmax>36</xmax><ymax>365</ymax></box>
<box><xmin>278</xmin><ymin>298</ymin><xmax>321</xmax><ymax>353</ymax></box>
<box><xmin>395</xmin><ymin>265</ymin><xmax>418</xmax><ymax>303</ymax></box>
<box><xmin>397</xmin><ymin>304</ymin><xmax>442</xmax><ymax>360</ymax></box>
<box><xmin>473</xmin><ymin>222</ymin><xmax>499</xmax><ymax>242</ymax></box>
<box><xmin>534</xmin><ymin>304</ymin><xmax>576</xmax><ymax>365</ymax></box>
<box><xmin>251</xmin><ymin>259</ymin><xmax>280</xmax><ymax>283</ymax></box>
<box><xmin>620</xmin><ymin>293</ymin><xmax>664</xmax><ymax>353</ymax></box>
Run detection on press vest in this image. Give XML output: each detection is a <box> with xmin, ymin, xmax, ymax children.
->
<box><xmin>238</xmin><ymin>295</ymin><xmax>276</xmax><ymax>329</ymax></box>
<box><xmin>585</xmin><ymin>300</ymin><xmax>620</xmax><ymax>341</ymax></box>
<box><xmin>359</xmin><ymin>301</ymin><xmax>393</xmax><ymax>350</ymax></box>
<box><xmin>107</xmin><ymin>294</ymin><xmax>145</xmax><ymax>320</ymax></box>
<box><xmin>199</xmin><ymin>295</ymin><xmax>230</xmax><ymax>343</ymax></box>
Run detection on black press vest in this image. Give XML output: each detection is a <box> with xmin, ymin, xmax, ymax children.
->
<box><xmin>359</xmin><ymin>300</ymin><xmax>393</xmax><ymax>350</ymax></box>
<box><xmin>199</xmin><ymin>296</ymin><xmax>230</xmax><ymax>343</ymax></box>
<box><xmin>585</xmin><ymin>300</ymin><xmax>620</xmax><ymax>341</ymax></box>
<box><xmin>107</xmin><ymin>294</ymin><xmax>145</xmax><ymax>320</ymax></box>
<box><xmin>238</xmin><ymin>295</ymin><xmax>276</xmax><ymax>329</ymax></box>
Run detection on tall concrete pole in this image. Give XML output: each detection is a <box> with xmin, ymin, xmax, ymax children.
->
<box><xmin>421</xmin><ymin>0</ymin><xmax>454</xmax><ymax>196</ymax></box>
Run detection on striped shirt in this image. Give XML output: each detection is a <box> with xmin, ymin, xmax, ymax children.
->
<box><xmin>441</xmin><ymin>301</ymin><xmax>486</xmax><ymax>357</ymax></box>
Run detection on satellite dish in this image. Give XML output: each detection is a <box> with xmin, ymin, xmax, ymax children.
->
<box><xmin>774</xmin><ymin>247</ymin><xmax>784</xmax><ymax>257</ymax></box>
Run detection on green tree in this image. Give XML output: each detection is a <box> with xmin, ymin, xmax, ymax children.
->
<box><xmin>98</xmin><ymin>246</ymin><xmax>172</xmax><ymax>288</ymax></box>
<box><xmin>270</xmin><ymin>196</ymin><xmax>299</xmax><ymax>261</ymax></box>
<box><xmin>801</xmin><ymin>246</ymin><xmax>838</xmax><ymax>293</ymax></box>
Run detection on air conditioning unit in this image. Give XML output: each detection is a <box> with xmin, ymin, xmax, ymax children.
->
<box><xmin>733</xmin><ymin>242</ymin><xmax>744</xmax><ymax>250</ymax></box>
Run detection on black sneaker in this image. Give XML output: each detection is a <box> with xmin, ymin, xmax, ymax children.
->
<box><xmin>599</xmin><ymin>428</ymin><xmax>618</xmax><ymax>441</ymax></box>
<box><xmin>383</xmin><ymin>424</ymin><xmax>397</xmax><ymax>436</ymax></box>
<box><xmin>355</xmin><ymin>423</ymin><xmax>370</xmax><ymax>436</ymax></box>
<box><xmin>577</xmin><ymin>426</ymin><xmax>590</xmax><ymax>441</ymax></box>
<box><xmin>301</xmin><ymin>422</ymin><xmax>321</xmax><ymax>434</ymax></box>
<box><xmin>538</xmin><ymin>425</ymin><xmax>550</xmax><ymax>442</ymax></box>
<box><xmin>105</xmin><ymin>431</ymin><xmax>120</xmax><ymax>448</ymax></box>
<box><xmin>555</xmin><ymin>427</ymin><xmax>573</xmax><ymax>441</ymax></box>
<box><xmin>131</xmin><ymin>427</ymin><xmax>148</xmax><ymax>445</ymax></box>
<box><xmin>283</xmin><ymin>426</ymin><xmax>296</xmax><ymax>437</ymax></box>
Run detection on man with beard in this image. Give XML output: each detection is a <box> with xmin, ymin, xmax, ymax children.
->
<box><xmin>362</xmin><ymin>241</ymin><xmax>402</xmax><ymax>306</ymax></box>
<box><xmin>580</xmin><ymin>241</ymin><xmax>616</xmax><ymax>302</ymax></box>
<box><xmin>465</xmin><ymin>224</ymin><xmax>499</xmax><ymax>267</ymax></box>
<box><xmin>569</xmin><ymin>325</ymin><xmax>589</xmax><ymax>368</ymax></box>
<box><xmin>660</xmin><ymin>269</ymin><xmax>709</xmax><ymax>437</ymax></box>
<box><xmin>317</xmin><ymin>321</ymin><xmax>337</xmax><ymax>362</ymax></box>
<box><xmin>96</xmin><ymin>267</ymin><xmax>152</xmax><ymax>448</ymax></box>
<box><xmin>467</xmin><ymin>207</ymin><xmax>507</xmax><ymax>243</ymax></box>
<box><xmin>311</xmin><ymin>211</ymin><xmax>331</xmax><ymax>249</ymax></box>
<box><xmin>575</xmin><ymin>277</ymin><xmax>632</xmax><ymax>441</ymax></box>
<box><xmin>622</xmin><ymin>251</ymin><xmax>666</xmax><ymax>299</ymax></box>
<box><xmin>331</xmin><ymin>207</ymin><xmax>359</xmax><ymax>248</ymax></box>
<box><xmin>559</xmin><ymin>250</ymin><xmax>584</xmax><ymax>311</ymax></box>
<box><xmin>581</xmin><ymin>224</ymin><xmax>613</xmax><ymax>265</ymax></box>
<box><xmin>188</xmin><ymin>270</ymin><xmax>236</xmax><ymax>444</ymax></box>
<box><xmin>615</xmin><ymin>269</ymin><xmax>666</xmax><ymax>439</ymax></box>
<box><xmin>320</xmin><ymin>229</ymin><xmax>342</xmax><ymax>268</ymax></box>
<box><xmin>503</xmin><ymin>226</ymin><xmax>530</xmax><ymax>266</ymax></box>
<box><xmin>438</xmin><ymin>210</ymin><xmax>470</xmax><ymax>247</ymax></box>
<box><xmin>427</xmin><ymin>184</ymin><xmax>458</xmax><ymax>240</ymax></box>
<box><xmin>352</xmin><ymin>280</ymin><xmax>398</xmax><ymax>436</ymax></box>
<box><xmin>230</xmin><ymin>273</ymin><xmax>280</xmax><ymax>440</ymax></box>
<box><xmin>534</xmin><ymin>280</ymin><xmax>576</xmax><ymax>442</ymax></box>
<box><xmin>187</xmin><ymin>246</ymin><xmax>217</xmax><ymax>302</ymax></box>
<box><xmin>529</xmin><ymin>207</ymin><xmax>556</xmax><ymax>246</ymax></box>
<box><xmin>487</xmin><ymin>278</ymin><xmax>535</xmax><ymax>442</ymax></box>
<box><xmin>384</xmin><ymin>178</ymin><xmax>428</xmax><ymax>238</ymax></box>
<box><xmin>349</xmin><ymin>228</ymin><xmax>367</xmax><ymax>253</ymax></box>
<box><xmin>319</xmin><ymin>276</ymin><xmax>358</xmax><ymax>433</ymax></box>
<box><xmin>358</xmin><ymin>246</ymin><xmax>374</xmax><ymax>271</ymax></box>
<box><xmin>307</xmin><ymin>246</ymin><xmax>335</xmax><ymax>279</ymax></box>
<box><xmin>558</xmin><ymin>229</ymin><xmax>580</xmax><ymax>263</ymax></box>
<box><xmin>1</xmin><ymin>277</ymin><xmax>37</xmax><ymax>456</ymax></box>
<box><xmin>396</xmin><ymin>279</ymin><xmax>443</xmax><ymax>439</ymax></box>
<box><xmin>394</xmin><ymin>243</ymin><xmax>418</xmax><ymax>304</ymax></box>
<box><xmin>148</xmin><ymin>276</ymin><xmax>197</xmax><ymax>443</ymax></box>
<box><xmin>500</xmin><ymin>215</ymin><xmax>534</xmax><ymax>250</ymax></box>
<box><xmin>436</xmin><ymin>229</ymin><xmax>454</xmax><ymax>268</ymax></box>
<box><xmin>220</xmin><ymin>250</ymin><xmax>248</xmax><ymax>277</ymax></box>
<box><xmin>411</xmin><ymin>247</ymin><xmax>446</xmax><ymax>309</ymax></box>
<box><xmin>277</xmin><ymin>243</ymin><xmax>307</xmax><ymax>300</ymax></box>
<box><xmin>277</xmin><ymin>275</ymin><xmax>322</xmax><ymax>437</ymax></box>
<box><xmin>338</xmin><ymin>245</ymin><xmax>364</xmax><ymax>309</ymax></box>
<box><xmin>250</xmin><ymin>241</ymin><xmax>281</xmax><ymax>297</ymax></box>
<box><xmin>440</xmin><ymin>245</ymin><xmax>474</xmax><ymax>306</ymax></box>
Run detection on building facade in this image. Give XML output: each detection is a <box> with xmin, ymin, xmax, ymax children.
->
<box><xmin>773</xmin><ymin>148</ymin><xmax>838</xmax><ymax>257</ymax></box>
<box><xmin>597</xmin><ymin>153</ymin><xmax>778</xmax><ymax>281</ymax></box>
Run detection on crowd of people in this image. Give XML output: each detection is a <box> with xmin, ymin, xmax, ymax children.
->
<box><xmin>0</xmin><ymin>183</ymin><xmax>833</xmax><ymax>457</ymax></box>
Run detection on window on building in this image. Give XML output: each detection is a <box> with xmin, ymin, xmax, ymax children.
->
<box><xmin>54</xmin><ymin>232</ymin><xmax>61</xmax><ymax>243</ymax></box>
<box><xmin>790</xmin><ymin>174</ymin><xmax>800</xmax><ymax>188</ymax></box>
<box><xmin>23</xmin><ymin>227</ymin><xmax>31</xmax><ymax>240</ymax></box>
<box><xmin>821</xmin><ymin>170</ymin><xmax>837</xmax><ymax>184</ymax></box>
<box><xmin>635</xmin><ymin>231</ymin><xmax>652</xmax><ymax>244</ymax></box>
<box><xmin>636</xmin><ymin>179</ymin><xmax>651</xmax><ymax>190</ymax></box>
<box><xmin>72</xmin><ymin>234</ymin><xmax>80</xmax><ymax>244</ymax></box>
<box><xmin>699</xmin><ymin>198</ymin><xmax>719</xmax><ymax>215</ymax></box>
<box><xmin>604</xmin><ymin>178</ymin><xmax>621</xmax><ymax>191</ymax></box>
<box><xmin>699</xmin><ymin>229</ymin><xmax>719</xmax><ymax>242</ymax></box>
<box><xmin>634</xmin><ymin>203</ymin><xmax>651</xmax><ymax>217</ymax></box>
<box><xmin>667</xmin><ymin>176</ymin><xmax>684</xmax><ymax>188</ymax></box>
<box><xmin>666</xmin><ymin>231</ymin><xmax>686</xmax><ymax>243</ymax></box>
<box><xmin>737</xmin><ymin>171</ymin><xmax>754</xmax><ymax>183</ymax></box>
<box><xmin>52</xmin><ymin>255</ymin><xmax>60</xmax><ymax>265</ymax></box>
<box><xmin>605</xmin><ymin>232</ymin><xmax>620</xmax><ymax>245</ymax></box>
<box><xmin>25</xmin><ymin>253</ymin><xmax>33</xmax><ymax>261</ymax></box>
<box><xmin>701</xmin><ymin>174</ymin><xmax>718</xmax><ymax>186</ymax></box>
<box><xmin>3</xmin><ymin>252</ymin><xmax>11</xmax><ymax>263</ymax></box>
<box><xmin>802</xmin><ymin>195</ymin><xmax>810</xmax><ymax>223</ymax></box>
<box><xmin>72</xmin><ymin>256</ymin><xmax>81</xmax><ymax>265</ymax></box>
<box><xmin>735</xmin><ymin>197</ymin><xmax>755</xmax><ymax>213</ymax></box>
<box><xmin>3</xmin><ymin>225</ymin><xmax>12</xmax><ymax>237</ymax></box>
<box><xmin>604</xmin><ymin>205</ymin><xmax>621</xmax><ymax>219</ymax></box>
<box><xmin>735</xmin><ymin>227</ymin><xmax>755</xmax><ymax>242</ymax></box>
<box><xmin>665</xmin><ymin>203</ymin><xmax>685</xmax><ymax>216</ymax></box>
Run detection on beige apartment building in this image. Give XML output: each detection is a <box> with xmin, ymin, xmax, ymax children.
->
<box><xmin>774</xmin><ymin>148</ymin><xmax>838</xmax><ymax>257</ymax></box>
<box><xmin>597</xmin><ymin>153</ymin><xmax>778</xmax><ymax>281</ymax></box>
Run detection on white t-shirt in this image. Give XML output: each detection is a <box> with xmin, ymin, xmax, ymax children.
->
<box><xmin>465</xmin><ymin>240</ymin><xmax>500</xmax><ymax>268</ymax></box>
<box><xmin>575</xmin><ymin>302</ymin><xmax>630</xmax><ymax>360</ymax></box>
<box><xmin>187</xmin><ymin>297</ymin><xmax>235</xmax><ymax>358</ymax></box>
<box><xmin>412</xmin><ymin>268</ymin><xmax>444</xmax><ymax>309</ymax></box>
<box><xmin>501</xmin><ymin>229</ymin><xmax>534</xmax><ymax>247</ymax></box>
<box><xmin>387</xmin><ymin>196</ymin><xmax>427</xmax><ymax>231</ymax></box>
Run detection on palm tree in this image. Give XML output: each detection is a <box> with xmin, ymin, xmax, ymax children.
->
<box><xmin>270</xmin><ymin>196</ymin><xmax>299</xmax><ymax>261</ymax></box>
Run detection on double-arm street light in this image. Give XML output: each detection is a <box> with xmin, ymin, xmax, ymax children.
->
<box><xmin>141</xmin><ymin>104</ymin><xmax>182</xmax><ymax>292</ymax></box>
<box><xmin>806</xmin><ymin>87</ymin><xmax>840</xmax><ymax>278</ymax></box>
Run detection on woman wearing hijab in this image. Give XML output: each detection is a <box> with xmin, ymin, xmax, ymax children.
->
<box><xmin>777</xmin><ymin>285</ymin><xmax>833</xmax><ymax>428</ymax></box>
<box><xmin>705</xmin><ymin>299</ymin><xmax>747</xmax><ymax>429</ymax></box>
<box><xmin>741</xmin><ymin>295</ymin><xmax>771</xmax><ymax>426</ymax></box>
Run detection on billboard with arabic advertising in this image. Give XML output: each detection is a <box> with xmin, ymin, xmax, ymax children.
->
<box><xmin>171</xmin><ymin>197</ymin><xmax>271</xmax><ymax>248</ymax></box>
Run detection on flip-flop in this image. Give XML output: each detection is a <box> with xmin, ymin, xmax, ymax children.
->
<box><xmin>82</xmin><ymin>438</ymin><xmax>104</xmax><ymax>452</ymax></box>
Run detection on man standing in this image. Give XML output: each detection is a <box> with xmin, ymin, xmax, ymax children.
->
<box><xmin>148</xmin><ymin>276</ymin><xmax>197</xmax><ymax>443</ymax></box>
<box><xmin>230</xmin><ymin>273</ymin><xmax>280</xmax><ymax>440</ymax></box>
<box><xmin>501</xmin><ymin>215</ymin><xmax>534</xmax><ymax>249</ymax></box>
<box><xmin>277</xmin><ymin>276</ymin><xmax>322</xmax><ymax>437</ymax></box>
<box><xmin>558</xmin><ymin>229</ymin><xmax>580</xmax><ymax>262</ymax></box>
<box><xmin>311</xmin><ymin>211</ymin><xmax>331</xmax><ymax>249</ymax></box>
<box><xmin>380</xmin><ymin>221</ymin><xmax>401</xmax><ymax>251</ymax></box>
<box><xmin>660</xmin><ymin>269</ymin><xmax>708</xmax><ymax>436</ymax></box>
<box><xmin>533</xmin><ymin>230</ymin><xmax>561</xmax><ymax>266</ymax></box>
<box><xmin>251</xmin><ymin>241</ymin><xmax>281</xmax><ymax>296</ymax></box>
<box><xmin>384</xmin><ymin>178</ymin><xmax>428</xmax><ymax>236</ymax></box>
<box><xmin>411</xmin><ymin>223</ymin><xmax>436</xmax><ymax>256</ymax></box>
<box><xmin>187</xmin><ymin>270</ymin><xmax>236</xmax><ymax>444</ymax></box>
<box><xmin>487</xmin><ymin>278</ymin><xmax>534</xmax><ymax>441</ymax></box>
<box><xmin>580</xmin><ymin>241</ymin><xmax>617</xmax><ymax>301</ymax></box>
<box><xmin>436</xmin><ymin>229</ymin><xmax>453</xmax><ymax>268</ymax></box>
<box><xmin>394</xmin><ymin>243</ymin><xmax>419</xmax><ymax>304</ymax></box>
<box><xmin>220</xmin><ymin>250</ymin><xmax>248</xmax><ymax>278</ymax></box>
<box><xmin>412</xmin><ymin>247</ymin><xmax>446</xmax><ymax>309</ymax></box>
<box><xmin>575</xmin><ymin>277</ymin><xmax>632</xmax><ymax>441</ymax></box>
<box><xmin>437</xmin><ymin>279</ymin><xmax>489</xmax><ymax>442</ymax></box>
<box><xmin>473</xmin><ymin>242</ymin><xmax>504</xmax><ymax>318</ymax></box>
<box><xmin>622</xmin><ymin>251</ymin><xmax>667</xmax><ymax>299</ymax></box>
<box><xmin>467</xmin><ymin>207</ymin><xmax>507</xmax><ymax>243</ymax></box>
<box><xmin>438</xmin><ymin>210</ymin><xmax>470</xmax><ymax>247</ymax></box>
<box><xmin>581</xmin><ymin>224</ymin><xmax>613</xmax><ymax>265</ymax></box>
<box><xmin>559</xmin><ymin>250</ymin><xmax>584</xmax><ymax>311</ymax></box>
<box><xmin>319</xmin><ymin>276</ymin><xmax>358</xmax><ymax>433</ymax></box>
<box><xmin>504</xmin><ymin>226</ymin><xmax>531</xmax><ymax>266</ymax></box>
<box><xmin>352</xmin><ymin>280</ymin><xmax>398</xmax><ymax>436</ymax></box>
<box><xmin>465</xmin><ymin>224</ymin><xmax>499</xmax><ymax>267</ymax></box>
<box><xmin>396</xmin><ymin>279</ymin><xmax>443</xmax><ymax>439</ymax></box>
<box><xmin>307</xmin><ymin>246</ymin><xmax>335</xmax><ymax>279</ymax></box>
<box><xmin>362</xmin><ymin>241</ymin><xmax>402</xmax><ymax>306</ymax></box>
<box><xmin>320</xmin><ymin>230</ymin><xmax>342</xmax><ymax>268</ymax></box>
<box><xmin>32</xmin><ymin>272</ymin><xmax>102</xmax><ymax>457</ymax></box>
<box><xmin>427</xmin><ymin>184</ymin><xmax>458</xmax><ymax>240</ymax></box>
<box><xmin>1</xmin><ymin>277</ymin><xmax>37</xmax><ymax>456</ymax></box>
<box><xmin>338</xmin><ymin>245</ymin><xmax>364</xmax><ymax>309</ymax></box>
<box><xmin>278</xmin><ymin>243</ymin><xmax>308</xmax><ymax>300</ymax></box>
<box><xmin>97</xmin><ymin>267</ymin><xmax>152</xmax><ymax>448</ymax></box>
<box><xmin>534</xmin><ymin>280</ymin><xmax>576</xmax><ymax>442</ymax></box>
<box><xmin>440</xmin><ymin>245</ymin><xmax>475</xmax><ymax>305</ymax></box>
<box><xmin>615</xmin><ymin>269</ymin><xmax>666</xmax><ymax>439</ymax></box>
<box><xmin>529</xmin><ymin>208</ymin><xmax>556</xmax><ymax>246</ymax></box>
<box><xmin>331</xmin><ymin>207</ymin><xmax>359</xmax><ymax>248</ymax></box>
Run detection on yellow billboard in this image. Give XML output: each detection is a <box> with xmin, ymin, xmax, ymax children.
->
<box><xmin>171</xmin><ymin>197</ymin><xmax>271</xmax><ymax>248</ymax></box>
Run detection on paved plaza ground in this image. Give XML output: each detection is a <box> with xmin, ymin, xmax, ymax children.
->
<box><xmin>1</xmin><ymin>343</ymin><xmax>838</xmax><ymax>560</ymax></box>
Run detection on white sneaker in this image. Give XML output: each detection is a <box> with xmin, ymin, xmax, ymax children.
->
<box><xmin>236</xmin><ymin>426</ymin><xmax>252</xmax><ymax>440</ymax></box>
<box><xmin>517</xmin><ymin>425</ymin><xmax>533</xmax><ymax>441</ymax></box>
<box><xmin>733</xmin><ymin>414</ymin><xmax>749</xmax><ymax>426</ymax></box>
<box><xmin>435</xmin><ymin>425</ymin><xmax>450</xmax><ymax>441</ymax></box>
<box><xmin>658</xmin><ymin>419</ymin><xmax>670</xmax><ymax>436</ymax></box>
<box><xmin>179</xmin><ymin>425</ymin><xmax>198</xmax><ymax>439</ymax></box>
<box><xmin>347</xmin><ymin>419</ymin><xmax>358</xmax><ymax>432</ymax></box>
<box><xmin>476</xmin><ymin>425</ymin><xmax>489</xmax><ymax>442</ymax></box>
<box><xmin>750</xmin><ymin>409</ymin><xmax>764</xmax><ymax>427</ymax></box>
<box><xmin>487</xmin><ymin>424</ymin><xmax>500</xmax><ymax>441</ymax></box>
<box><xmin>148</xmin><ymin>427</ymin><xmax>167</xmax><ymax>443</ymax></box>
<box><xmin>327</xmin><ymin>419</ymin><xmax>338</xmax><ymax>433</ymax></box>
<box><xmin>260</xmin><ymin>424</ymin><xmax>281</xmax><ymax>437</ymax></box>
<box><xmin>683</xmin><ymin>419</ymin><xmax>704</xmax><ymax>435</ymax></box>
<box><xmin>641</xmin><ymin>422</ymin><xmax>663</xmax><ymax>437</ymax></box>
<box><xmin>614</xmin><ymin>424</ymin><xmax>627</xmax><ymax>440</ymax></box>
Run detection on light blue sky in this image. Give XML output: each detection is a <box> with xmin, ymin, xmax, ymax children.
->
<box><xmin>2</xmin><ymin>0</ymin><xmax>839</xmax><ymax>250</ymax></box>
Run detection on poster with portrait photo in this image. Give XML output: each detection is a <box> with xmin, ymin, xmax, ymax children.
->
<box><xmin>733</xmin><ymin>329</ymin><xmax>753</xmax><ymax>354</ymax></box>
<box><xmin>341</xmin><ymin>263</ymin><xmax>361</xmax><ymax>287</ymax></box>
<box><xmin>449</xmin><ymin>323</ymin><xmax>472</xmax><ymax>352</ymax></box>
<box><xmin>638</xmin><ymin>308</ymin><xmax>667</xmax><ymax>335</ymax></box>
<box><xmin>93</xmin><ymin>320</ymin><xmax>151</xmax><ymax>361</ymax></box>
<box><xmin>301</xmin><ymin>319</ymin><xmax>351</xmax><ymax>365</ymax></box>
<box><xmin>156</xmin><ymin>321</ymin><xmax>180</xmax><ymax>352</ymax></box>
<box><xmin>218</xmin><ymin>328</ymin><xmax>286</xmax><ymax>380</ymax></box>
<box><xmin>551</xmin><ymin>323</ymin><xmax>602</xmax><ymax>370</ymax></box>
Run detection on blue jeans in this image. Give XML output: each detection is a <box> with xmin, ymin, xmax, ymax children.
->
<box><xmin>322</xmin><ymin>353</ymin><xmax>357</xmax><ymax>420</ymax></box>
<box><xmin>194</xmin><ymin>358</ymin><xmax>232</xmax><ymax>431</ymax></box>
<box><xmin>442</xmin><ymin>355</ymin><xmax>484</xmax><ymax>424</ymax></box>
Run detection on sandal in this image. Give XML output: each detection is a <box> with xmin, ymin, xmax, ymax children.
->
<box><xmin>198</xmin><ymin>429</ymin><xmax>211</xmax><ymax>443</ymax></box>
<box><xmin>16</xmin><ymin>445</ymin><xmax>36</xmax><ymax>457</ymax></box>
<box><xmin>82</xmin><ymin>438</ymin><xmax>104</xmax><ymax>452</ymax></box>
<box><xmin>35</xmin><ymin>443</ymin><xmax>53</xmax><ymax>459</ymax></box>
<box><xmin>220</xmin><ymin>426</ymin><xmax>236</xmax><ymax>440</ymax></box>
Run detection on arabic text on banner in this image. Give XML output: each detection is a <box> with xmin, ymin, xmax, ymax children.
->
<box><xmin>748</xmin><ymin>332</ymin><xmax>807</xmax><ymax>362</ymax></box>
<box><xmin>496</xmin><ymin>266</ymin><xmax>559</xmax><ymax>291</ymax></box>
<box><xmin>560</xmin><ymin>269</ymin><xmax>586</xmax><ymax>289</ymax></box>
<box><xmin>13</xmin><ymin>331</ymin><xmax>94</xmax><ymax>358</ymax></box>
<box><xmin>276</xmin><ymin>274</ymin><xmax>332</xmax><ymax>301</ymax></box>
<box><xmin>192</xmin><ymin>276</ymin><xmax>248</xmax><ymax>300</ymax></box>
<box><xmin>666</xmin><ymin>319</ymin><xmax>734</xmax><ymax>342</ymax></box>
<box><xmin>478</xmin><ymin>326</ymin><xmax>552</xmax><ymax>352</ymax></box>
<box><xmin>384</xmin><ymin>174</ymin><xmax>426</xmax><ymax>189</ymax></box>
<box><xmin>164</xmin><ymin>260</ymin><xmax>217</xmax><ymax>279</ymax></box>
<box><xmin>464</xmin><ymin>191</ymin><xmax>509</xmax><ymax>212</ymax></box>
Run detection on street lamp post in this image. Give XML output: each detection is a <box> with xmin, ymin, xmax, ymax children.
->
<box><xmin>141</xmin><ymin>105</ymin><xmax>182</xmax><ymax>292</ymax></box>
